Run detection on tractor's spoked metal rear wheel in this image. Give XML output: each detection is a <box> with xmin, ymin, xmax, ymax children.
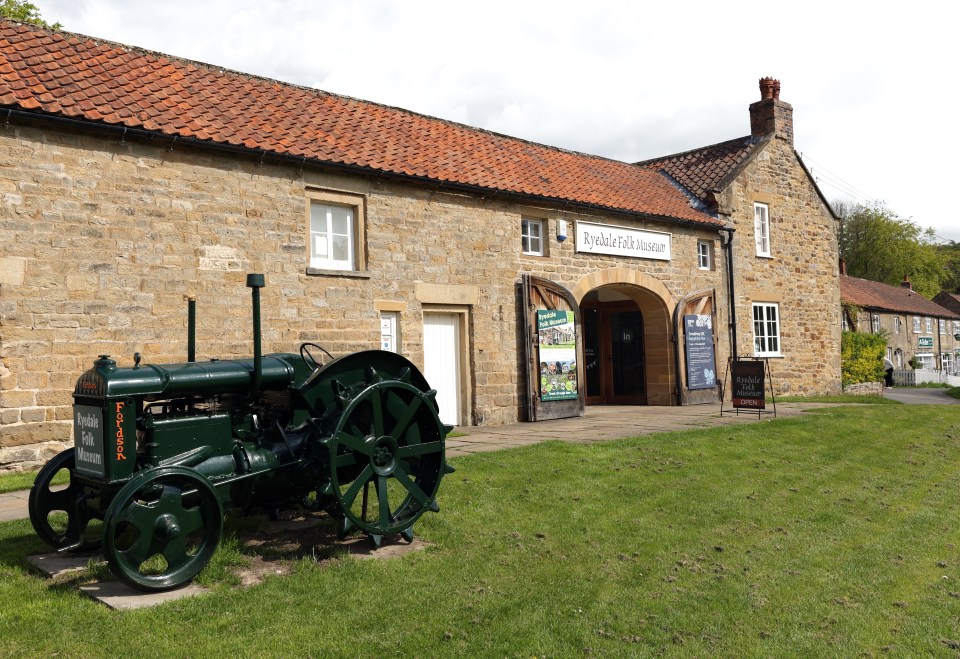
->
<box><xmin>28</xmin><ymin>448</ymin><xmax>99</xmax><ymax>552</ymax></box>
<box><xmin>330</xmin><ymin>376</ymin><xmax>446</xmax><ymax>544</ymax></box>
<box><xmin>102</xmin><ymin>466</ymin><xmax>223</xmax><ymax>592</ymax></box>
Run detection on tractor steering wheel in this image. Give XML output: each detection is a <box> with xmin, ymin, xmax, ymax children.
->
<box><xmin>300</xmin><ymin>342</ymin><xmax>334</xmax><ymax>371</ymax></box>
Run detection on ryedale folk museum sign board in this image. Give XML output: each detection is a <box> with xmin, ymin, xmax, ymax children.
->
<box><xmin>576</xmin><ymin>221</ymin><xmax>671</xmax><ymax>261</ymax></box>
<box><xmin>731</xmin><ymin>360</ymin><xmax>766</xmax><ymax>409</ymax></box>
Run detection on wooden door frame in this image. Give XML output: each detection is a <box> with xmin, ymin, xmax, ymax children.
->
<box><xmin>673</xmin><ymin>289</ymin><xmax>720</xmax><ymax>405</ymax></box>
<box><xmin>581</xmin><ymin>300</ymin><xmax>647</xmax><ymax>405</ymax></box>
<box><xmin>521</xmin><ymin>275</ymin><xmax>586</xmax><ymax>421</ymax></box>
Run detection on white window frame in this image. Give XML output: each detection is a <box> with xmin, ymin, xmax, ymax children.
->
<box><xmin>939</xmin><ymin>318</ymin><xmax>947</xmax><ymax>335</ymax></box>
<box><xmin>752</xmin><ymin>302</ymin><xmax>781</xmax><ymax>356</ymax></box>
<box><xmin>521</xmin><ymin>218</ymin><xmax>545</xmax><ymax>256</ymax></box>
<box><xmin>925</xmin><ymin>317</ymin><xmax>933</xmax><ymax>333</ymax></box>
<box><xmin>754</xmin><ymin>203</ymin><xmax>770</xmax><ymax>257</ymax></box>
<box><xmin>697</xmin><ymin>240</ymin><xmax>712</xmax><ymax>270</ymax></box>
<box><xmin>943</xmin><ymin>352</ymin><xmax>954</xmax><ymax>375</ymax></box>
<box><xmin>954</xmin><ymin>321</ymin><xmax>960</xmax><ymax>337</ymax></box>
<box><xmin>913</xmin><ymin>316</ymin><xmax>921</xmax><ymax>333</ymax></box>
<box><xmin>307</xmin><ymin>191</ymin><xmax>365</xmax><ymax>273</ymax></box>
<box><xmin>916</xmin><ymin>354</ymin><xmax>935</xmax><ymax>370</ymax></box>
<box><xmin>894</xmin><ymin>316</ymin><xmax>902</xmax><ymax>334</ymax></box>
<box><xmin>841</xmin><ymin>311</ymin><xmax>849</xmax><ymax>332</ymax></box>
<box><xmin>871</xmin><ymin>313</ymin><xmax>881</xmax><ymax>333</ymax></box>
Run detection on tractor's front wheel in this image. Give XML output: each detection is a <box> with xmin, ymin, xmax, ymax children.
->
<box><xmin>102</xmin><ymin>466</ymin><xmax>223</xmax><ymax>591</ymax></box>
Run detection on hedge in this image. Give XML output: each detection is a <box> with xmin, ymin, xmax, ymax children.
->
<box><xmin>841</xmin><ymin>331</ymin><xmax>886</xmax><ymax>387</ymax></box>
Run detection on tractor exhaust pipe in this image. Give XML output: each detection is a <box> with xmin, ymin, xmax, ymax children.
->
<box><xmin>247</xmin><ymin>274</ymin><xmax>265</xmax><ymax>398</ymax></box>
<box><xmin>187</xmin><ymin>296</ymin><xmax>196</xmax><ymax>362</ymax></box>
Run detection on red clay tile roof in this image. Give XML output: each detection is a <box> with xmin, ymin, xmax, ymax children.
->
<box><xmin>0</xmin><ymin>20</ymin><xmax>721</xmax><ymax>227</ymax></box>
<box><xmin>840</xmin><ymin>275</ymin><xmax>960</xmax><ymax>319</ymax></box>
<box><xmin>637</xmin><ymin>136</ymin><xmax>764</xmax><ymax>202</ymax></box>
<box><xmin>934</xmin><ymin>291</ymin><xmax>960</xmax><ymax>316</ymax></box>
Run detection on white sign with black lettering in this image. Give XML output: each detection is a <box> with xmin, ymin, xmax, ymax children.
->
<box><xmin>575</xmin><ymin>221</ymin><xmax>671</xmax><ymax>261</ymax></box>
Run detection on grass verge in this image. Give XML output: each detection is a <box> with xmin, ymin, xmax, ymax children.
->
<box><xmin>0</xmin><ymin>468</ymin><xmax>69</xmax><ymax>495</ymax></box>
<box><xmin>2</xmin><ymin>404</ymin><xmax>960</xmax><ymax>656</ymax></box>
<box><xmin>776</xmin><ymin>394</ymin><xmax>896</xmax><ymax>404</ymax></box>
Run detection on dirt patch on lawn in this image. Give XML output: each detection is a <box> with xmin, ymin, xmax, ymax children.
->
<box><xmin>230</xmin><ymin>510</ymin><xmax>429</xmax><ymax>587</ymax></box>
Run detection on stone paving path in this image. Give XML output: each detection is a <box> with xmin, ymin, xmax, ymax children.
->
<box><xmin>0</xmin><ymin>488</ymin><xmax>29</xmax><ymax>523</ymax></box>
<box><xmin>1</xmin><ymin>402</ymin><xmax>819</xmax><ymax>522</ymax></box>
<box><xmin>445</xmin><ymin>402</ymin><xmax>815</xmax><ymax>457</ymax></box>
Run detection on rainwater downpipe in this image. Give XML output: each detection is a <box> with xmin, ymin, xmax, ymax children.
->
<box><xmin>721</xmin><ymin>227</ymin><xmax>739</xmax><ymax>362</ymax></box>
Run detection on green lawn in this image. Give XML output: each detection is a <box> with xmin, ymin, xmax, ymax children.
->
<box><xmin>2</xmin><ymin>404</ymin><xmax>960</xmax><ymax>656</ymax></box>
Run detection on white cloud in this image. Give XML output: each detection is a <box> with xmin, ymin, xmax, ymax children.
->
<box><xmin>32</xmin><ymin>0</ymin><xmax>960</xmax><ymax>241</ymax></box>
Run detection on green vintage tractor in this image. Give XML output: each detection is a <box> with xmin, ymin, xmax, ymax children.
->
<box><xmin>29</xmin><ymin>274</ymin><xmax>453</xmax><ymax>591</ymax></box>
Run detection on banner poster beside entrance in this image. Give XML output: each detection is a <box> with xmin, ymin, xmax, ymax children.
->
<box><xmin>537</xmin><ymin>310</ymin><xmax>579</xmax><ymax>401</ymax></box>
<box><xmin>683</xmin><ymin>314</ymin><xmax>717</xmax><ymax>390</ymax></box>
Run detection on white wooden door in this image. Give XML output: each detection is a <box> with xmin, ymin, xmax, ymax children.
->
<box><xmin>423</xmin><ymin>313</ymin><xmax>461</xmax><ymax>426</ymax></box>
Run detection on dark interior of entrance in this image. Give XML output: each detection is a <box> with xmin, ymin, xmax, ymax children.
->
<box><xmin>582</xmin><ymin>289</ymin><xmax>646</xmax><ymax>404</ymax></box>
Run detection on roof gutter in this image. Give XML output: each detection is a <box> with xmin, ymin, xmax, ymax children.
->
<box><xmin>2</xmin><ymin>106</ymin><xmax>723</xmax><ymax>232</ymax></box>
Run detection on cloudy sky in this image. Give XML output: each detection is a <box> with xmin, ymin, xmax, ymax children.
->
<box><xmin>32</xmin><ymin>0</ymin><xmax>960</xmax><ymax>241</ymax></box>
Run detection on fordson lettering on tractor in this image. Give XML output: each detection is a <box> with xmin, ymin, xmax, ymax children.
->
<box><xmin>114</xmin><ymin>402</ymin><xmax>127</xmax><ymax>461</ymax></box>
<box><xmin>28</xmin><ymin>274</ymin><xmax>453</xmax><ymax>592</ymax></box>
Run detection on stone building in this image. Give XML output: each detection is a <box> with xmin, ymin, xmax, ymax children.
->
<box><xmin>841</xmin><ymin>274</ymin><xmax>960</xmax><ymax>373</ymax></box>
<box><xmin>640</xmin><ymin>77</ymin><xmax>841</xmax><ymax>396</ymax></box>
<box><xmin>0</xmin><ymin>20</ymin><xmax>841</xmax><ymax>469</ymax></box>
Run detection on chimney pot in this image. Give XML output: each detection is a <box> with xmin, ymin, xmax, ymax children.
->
<box><xmin>900</xmin><ymin>276</ymin><xmax>912</xmax><ymax>290</ymax></box>
<box><xmin>759</xmin><ymin>77</ymin><xmax>780</xmax><ymax>100</ymax></box>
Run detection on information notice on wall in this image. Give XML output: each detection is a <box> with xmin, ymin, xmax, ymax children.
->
<box><xmin>731</xmin><ymin>360</ymin><xmax>766</xmax><ymax>409</ymax></box>
<box><xmin>684</xmin><ymin>314</ymin><xmax>716</xmax><ymax>390</ymax></box>
<box><xmin>537</xmin><ymin>310</ymin><xmax>578</xmax><ymax>401</ymax></box>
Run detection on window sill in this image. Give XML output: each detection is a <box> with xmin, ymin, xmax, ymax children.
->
<box><xmin>306</xmin><ymin>267</ymin><xmax>372</xmax><ymax>279</ymax></box>
<box><xmin>755</xmin><ymin>253</ymin><xmax>774</xmax><ymax>259</ymax></box>
<box><xmin>753</xmin><ymin>353</ymin><xmax>784</xmax><ymax>359</ymax></box>
<box><xmin>520</xmin><ymin>252</ymin><xmax>548</xmax><ymax>259</ymax></box>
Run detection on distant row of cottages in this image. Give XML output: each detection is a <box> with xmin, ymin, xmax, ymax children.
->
<box><xmin>841</xmin><ymin>270</ymin><xmax>960</xmax><ymax>377</ymax></box>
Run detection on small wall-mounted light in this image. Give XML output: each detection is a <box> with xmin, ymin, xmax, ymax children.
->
<box><xmin>556</xmin><ymin>219</ymin><xmax>568</xmax><ymax>242</ymax></box>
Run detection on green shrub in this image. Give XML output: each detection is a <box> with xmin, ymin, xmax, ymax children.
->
<box><xmin>841</xmin><ymin>331</ymin><xmax>886</xmax><ymax>387</ymax></box>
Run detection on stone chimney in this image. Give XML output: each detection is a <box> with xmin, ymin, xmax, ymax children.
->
<box><xmin>749</xmin><ymin>77</ymin><xmax>793</xmax><ymax>145</ymax></box>
<box><xmin>839</xmin><ymin>259</ymin><xmax>847</xmax><ymax>276</ymax></box>
<box><xmin>901</xmin><ymin>275</ymin><xmax>912</xmax><ymax>291</ymax></box>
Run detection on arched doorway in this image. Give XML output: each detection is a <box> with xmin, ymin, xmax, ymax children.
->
<box><xmin>575</xmin><ymin>271</ymin><xmax>676</xmax><ymax>406</ymax></box>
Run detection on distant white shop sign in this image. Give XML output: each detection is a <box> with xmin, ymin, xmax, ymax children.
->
<box><xmin>575</xmin><ymin>221</ymin><xmax>671</xmax><ymax>261</ymax></box>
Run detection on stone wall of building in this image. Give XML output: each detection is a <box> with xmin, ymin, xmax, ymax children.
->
<box><xmin>1</xmin><ymin>117</ymin><xmax>847</xmax><ymax>470</ymax></box>
<box><xmin>0</xmin><ymin>121</ymin><xmax>739</xmax><ymax>469</ymax></box>
<box><xmin>718</xmin><ymin>137</ymin><xmax>843</xmax><ymax>396</ymax></box>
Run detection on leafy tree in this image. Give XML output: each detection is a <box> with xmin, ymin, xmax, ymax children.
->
<box><xmin>836</xmin><ymin>202</ymin><xmax>948</xmax><ymax>298</ymax></box>
<box><xmin>936</xmin><ymin>240</ymin><xmax>960</xmax><ymax>294</ymax></box>
<box><xmin>0</xmin><ymin>0</ymin><xmax>61</xmax><ymax>29</ymax></box>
